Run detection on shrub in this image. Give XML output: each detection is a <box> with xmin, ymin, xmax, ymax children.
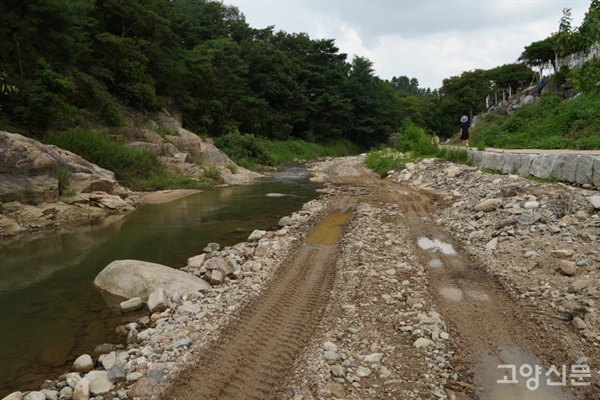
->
<box><xmin>568</xmin><ymin>60</ymin><xmax>600</xmax><ymax>95</ymax></box>
<box><xmin>364</xmin><ymin>149</ymin><xmax>409</xmax><ymax>178</ymax></box>
<box><xmin>226</xmin><ymin>162</ymin><xmax>238</xmax><ymax>174</ymax></box>
<box><xmin>214</xmin><ymin>133</ymin><xmax>274</xmax><ymax>170</ymax></box>
<box><xmin>267</xmin><ymin>139</ymin><xmax>357</xmax><ymax>164</ymax></box>
<box><xmin>202</xmin><ymin>164</ymin><xmax>224</xmax><ymax>184</ymax></box>
<box><xmin>54</xmin><ymin>163</ymin><xmax>71</xmax><ymax>196</ymax></box>
<box><xmin>437</xmin><ymin>147</ymin><xmax>470</xmax><ymax>165</ymax></box>
<box><xmin>395</xmin><ymin>121</ymin><xmax>438</xmax><ymax>157</ymax></box>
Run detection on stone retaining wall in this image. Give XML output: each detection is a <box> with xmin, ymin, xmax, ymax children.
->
<box><xmin>467</xmin><ymin>150</ymin><xmax>600</xmax><ymax>189</ymax></box>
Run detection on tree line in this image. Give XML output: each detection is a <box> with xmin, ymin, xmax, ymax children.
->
<box><xmin>1</xmin><ymin>0</ymin><xmax>597</xmax><ymax>146</ymax></box>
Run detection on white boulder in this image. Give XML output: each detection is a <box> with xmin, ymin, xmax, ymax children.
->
<box><xmin>94</xmin><ymin>259</ymin><xmax>210</xmax><ymax>301</ymax></box>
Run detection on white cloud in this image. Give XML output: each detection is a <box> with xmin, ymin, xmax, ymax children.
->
<box><xmin>227</xmin><ymin>0</ymin><xmax>592</xmax><ymax>89</ymax></box>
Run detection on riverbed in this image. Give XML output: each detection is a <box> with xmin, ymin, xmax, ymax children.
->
<box><xmin>0</xmin><ymin>166</ymin><xmax>320</xmax><ymax>396</ymax></box>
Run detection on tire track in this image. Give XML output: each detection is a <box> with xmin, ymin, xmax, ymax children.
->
<box><xmin>385</xmin><ymin>179</ymin><xmax>578</xmax><ymax>399</ymax></box>
<box><xmin>155</xmin><ymin>238</ymin><xmax>341</xmax><ymax>400</ymax></box>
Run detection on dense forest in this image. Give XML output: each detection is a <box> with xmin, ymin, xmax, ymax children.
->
<box><xmin>0</xmin><ymin>0</ymin><xmax>598</xmax><ymax>148</ymax></box>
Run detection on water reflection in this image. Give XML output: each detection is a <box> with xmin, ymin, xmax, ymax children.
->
<box><xmin>0</xmin><ymin>172</ymin><xmax>320</xmax><ymax>396</ymax></box>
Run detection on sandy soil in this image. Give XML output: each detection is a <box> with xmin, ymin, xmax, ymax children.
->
<box><xmin>139</xmin><ymin>189</ymin><xmax>203</xmax><ymax>205</ymax></box>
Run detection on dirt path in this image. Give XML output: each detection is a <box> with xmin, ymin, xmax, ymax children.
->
<box><xmin>151</xmin><ymin>157</ymin><xmax>596</xmax><ymax>400</ymax></box>
<box><xmin>156</xmin><ymin>231</ymin><xmax>347</xmax><ymax>399</ymax></box>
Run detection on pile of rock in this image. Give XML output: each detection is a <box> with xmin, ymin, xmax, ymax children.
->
<box><xmin>389</xmin><ymin>158</ymin><xmax>600</xmax><ymax>344</ymax></box>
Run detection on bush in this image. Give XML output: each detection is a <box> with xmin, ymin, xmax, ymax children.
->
<box><xmin>202</xmin><ymin>164</ymin><xmax>224</xmax><ymax>184</ymax></box>
<box><xmin>472</xmin><ymin>92</ymin><xmax>600</xmax><ymax>150</ymax></box>
<box><xmin>364</xmin><ymin>149</ymin><xmax>409</xmax><ymax>178</ymax></box>
<box><xmin>395</xmin><ymin>121</ymin><xmax>439</xmax><ymax>157</ymax></box>
<box><xmin>437</xmin><ymin>147</ymin><xmax>470</xmax><ymax>165</ymax></box>
<box><xmin>15</xmin><ymin>59</ymin><xmax>82</xmax><ymax>131</ymax></box>
<box><xmin>568</xmin><ymin>60</ymin><xmax>600</xmax><ymax>95</ymax></box>
<box><xmin>214</xmin><ymin>133</ymin><xmax>274</xmax><ymax>170</ymax></box>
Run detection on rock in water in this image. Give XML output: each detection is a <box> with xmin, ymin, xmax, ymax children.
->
<box><xmin>94</xmin><ymin>259</ymin><xmax>211</xmax><ymax>301</ymax></box>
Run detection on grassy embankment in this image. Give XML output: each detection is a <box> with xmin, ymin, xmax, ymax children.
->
<box><xmin>46</xmin><ymin>90</ymin><xmax>599</xmax><ymax>190</ymax></box>
<box><xmin>366</xmin><ymin>91</ymin><xmax>600</xmax><ymax>178</ymax></box>
<box><xmin>470</xmin><ymin>93</ymin><xmax>600</xmax><ymax>150</ymax></box>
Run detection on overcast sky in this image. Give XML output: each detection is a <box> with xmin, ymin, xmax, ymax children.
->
<box><xmin>225</xmin><ymin>0</ymin><xmax>591</xmax><ymax>89</ymax></box>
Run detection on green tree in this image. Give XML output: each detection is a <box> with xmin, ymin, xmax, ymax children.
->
<box><xmin>0</xmin><ymin>0</ymin><xmax>96</xmax><ymax>79</ymax></box>
<box><xmin>579</xmin><ymin>0</ymin><xmax>600</xmax><ymax>47</ymax></box>
<box><xmin>439</xmin><ymin>69</ymin><xmax>490</xmax><ymax>135</ymax></box>
<box><xmin>344</xmin><ymin>57</ymin><xmax>386</xmax><ymax>146</ymax></box>
<box><xmin>91</xmin><ymin>33</ymin><xmax>160</xmax><ymax>110</ymax></box>
<box><xmin>276</xmin><ymin>35</ymin><xmax>351</xmax><ymax>141</ymax></box>
<box><xmin>186</xmin><ymin>38</ymin><xmax>250</xmax><ymax>135</ymax></box>
<box><xmin>484</xmin><ymin>63</ymin><xmax>535</xmax><ymax>90</ymax></box>
<box><xmin>390</xmin><ymin>76</ymin><xmax>427</xmax><ymax>97</ymax></box>
<box><xmin>518</xmin><ymin>37</ymin><xmax>557</xmax><ymax>74</ymax></box>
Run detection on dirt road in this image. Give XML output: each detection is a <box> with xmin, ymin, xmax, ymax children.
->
<box><xmin>153</xmin><ymin>156</ymin><xmax>598</xmax><ymax>400</ymax></box>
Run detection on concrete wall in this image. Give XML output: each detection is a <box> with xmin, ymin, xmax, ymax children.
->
<box><xmin>467</xmin><ymin>150</ymin><xmax>600</xmax><ymax>189</ymax></box>
<box><xmin>556</xmin><ymin>43</ymin><xmax>600</xmax><ymax>71</ymax></box>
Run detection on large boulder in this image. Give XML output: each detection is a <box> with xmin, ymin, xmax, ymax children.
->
<box><xmin>0</xmin><ymin>131</ymin><xmax>118</xmax><ymax>203</ymax></box>
<box><xmin>94</xmin><ymin>259</ymin><xmax>211</xmax><ymax>301</ymax></box>
<box><xmin>199</xmin><ymin>140</ymin><xmax>233</xmax><ymax>167</ymax></box>
<box><xmin>164</xmin><ymin>128</ymin><xmax>203</xmax><ymax>155</ymax></box>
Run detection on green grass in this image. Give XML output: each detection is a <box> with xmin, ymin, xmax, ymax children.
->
<box><xmin>44</xmin><ymin>129</ymin><xmax>213</xmax><ymax>190</ymax></box>
<box><xmin>437</xmin><ymin>147</ymin><xmax>470</xmax><ymax>165</ymax></box>
<box><xmin>396</xmin><ymin>121</ymin><xmax>439</xmax><ymax>157</ymax></box>
<box><xmin>267</xmin><ymin>139</ymin><xmax>358</xmax><ymax>164</ymax></box>
<box><xmin>364</xmin><ymin>149</ymin><xmax>410</xmax><ymax>178</ymax></box>
<box><xmin>214</xmin><ymin>133</ymin><xmax>359</xmax><ymax>170</ymax></box>
<box><xmin>471</xmin><ymin>93</ymin><xmax>600</xmax><ymax>150</ymax></box>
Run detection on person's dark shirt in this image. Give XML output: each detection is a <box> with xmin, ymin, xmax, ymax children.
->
<box><xmin>460</xmin><ymin>121</ymin><xmax>470</xmax><ymax>134</ymax></box>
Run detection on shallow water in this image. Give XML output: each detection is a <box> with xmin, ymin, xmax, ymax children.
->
<box><xmin>417</xmin><ymin>237</ymin><xmax>457</xmax><ymax>255</ymax></box>
<box><xmin>477</xmin><ymin>346</ymin><xmax>578</xmax><ymax>399</ymax></box>
<box><xmin>0</xmin><ymin>169</ymin><xmax>320</xmax><ymax>396</ymax></box>
<box><xmin>306</xmin><ymin>210</ymin><xmax>351</xmax><ymax>245</ymax></box>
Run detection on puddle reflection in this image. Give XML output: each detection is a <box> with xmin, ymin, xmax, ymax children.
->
<box><xmin>417</xmin><ymin>237</ymin><xmax>456</xmax><ymax>255</ymax></box>
<box><xmin>439</xmin><ymin>286</ymin><xmax>464</xmax><ymax>301</ymax></box>
<box><xmin>477</xmin><ymin>346</ymin><xmax>577</xmax><ymax>399</ymax></box>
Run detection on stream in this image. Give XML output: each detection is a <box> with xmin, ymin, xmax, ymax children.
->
<box><xmin>0</xmin><ymin>166</ymin><xmax>320</xmax><ymax>396</ymax></box>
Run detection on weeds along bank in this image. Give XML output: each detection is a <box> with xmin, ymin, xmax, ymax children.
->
<box><xmin>471</xmin><ymin>92</ymin><xmax>600</xmax><ymax>151</ymax></box>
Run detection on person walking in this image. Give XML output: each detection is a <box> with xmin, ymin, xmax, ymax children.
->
<box><xmin>459</xmin><ymin>115</ymin><xmax>470</xmax><ymax>147</ymax></box>
<box><xmin>537</xmin><ymin>76</ymin><xmax>546</xmax><ymax>95</ymax></box>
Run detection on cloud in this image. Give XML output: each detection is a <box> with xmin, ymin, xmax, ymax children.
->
<box><xmin>227</xmin><ymin>0</ymin><xmax>592</xmax><ymax>89</ymax></box>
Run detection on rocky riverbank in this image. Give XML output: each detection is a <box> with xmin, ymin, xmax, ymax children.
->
<box><xmin>2</xmin><ymin>154</ymin><xmax>599</xmax><ymax>400</ymax></box>
<box><xmin>0</xmin><ymin>126</ymin><xmax>262</xmax><ymax>241</ymax></box>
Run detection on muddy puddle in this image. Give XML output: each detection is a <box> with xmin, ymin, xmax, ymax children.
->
<box><xmin>439</xmin><ymin>286</ymin><xmax>464</xmax><ymax>301</ymax></box>
<box><xmin>476</xmin><ymin>346</ymin><xmax>578</xmax><ymax>399</ymax></box>
<box><xmin>306</xmin><ymin>210</ymin><xmax>352</xmax><ymax>245</ymax></box>
<box><xmin>415</xmin><ymin>233</ymin><xmax>579</xmax><ymax>399</ymax></box>
<box><xmin>417</xmin><ymin>237</ymin><xmax>456</xmax><ymax>255</ymax></box>
<box><xmin>427</xmin><ymin>258</ymin><xmax>444</xmax><ymax>269</ymax></box>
